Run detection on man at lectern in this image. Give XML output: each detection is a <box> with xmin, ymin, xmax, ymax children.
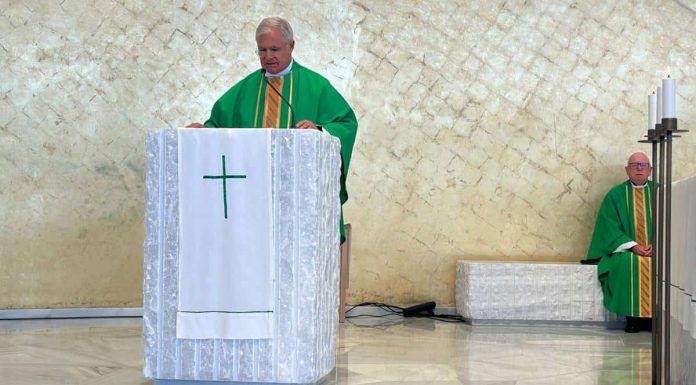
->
<box><xmin>584</xmin><ymin>152</ymin><xmax>653</xmax><ymax>333</ymax></box>
<box><xmin>187</xmin><ymin>17</ymin><xmax>358</xmax><ymax>243</ymax></box>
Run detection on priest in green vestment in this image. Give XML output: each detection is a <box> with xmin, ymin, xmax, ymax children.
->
<box><xmin>585</xmin><ymin>152</ymin><xmax>653</xmax><ymax>333</ymax></box>
<box><xmin>188</xmin><ymin>17</ymin><xmax>358</xmax><ymax>243</ymax></box>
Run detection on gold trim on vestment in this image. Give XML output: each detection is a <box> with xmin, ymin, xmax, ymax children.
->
<box><xmin>631</xmin><ymin>186</ymin><xmax>652</xmax><ymax>317</ymax></box>
<box><xmin>286</xmin><ymin>73</ymin><xmax>293</xmax><ymax>128</ymax></box>
<box><xmin>254</xmin><ymin>74</ymin><xmax>264</xmax><ymax>127</ymax></box>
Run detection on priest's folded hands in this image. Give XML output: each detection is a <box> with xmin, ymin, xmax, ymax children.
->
<box><xmin>631</xmin><ymin>244</ymin><xmax>652</xmax><ymax>257</ymax></box>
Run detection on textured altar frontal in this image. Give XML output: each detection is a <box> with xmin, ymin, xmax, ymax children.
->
<box><xmin>143</xmin><ymin>129</ymin><xmax>341</xmax><ymax>383</ymax></box>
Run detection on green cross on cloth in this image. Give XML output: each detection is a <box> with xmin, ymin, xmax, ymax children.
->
<box><xmin>202</xmin><ymin>155</ymin><xmax>247</xmax><ymax>219</ymax></box>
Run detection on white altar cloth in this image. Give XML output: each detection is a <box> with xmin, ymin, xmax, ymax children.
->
<box><xmin>177</xmin><ymin>129</ymin><xmax>274</xmax><ymax>340</ymax></box>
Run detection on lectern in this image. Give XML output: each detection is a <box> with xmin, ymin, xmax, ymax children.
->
<box><xmin>143</xmin><ymin>128</ymin><xmax>342</xmax><ymax>384</ymax></box>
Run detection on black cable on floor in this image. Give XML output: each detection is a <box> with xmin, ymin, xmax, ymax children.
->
<box><xmin>345</xmin><ymin>302</ymin><xmax>467</xmax><ymax>323</ymax></box>
<box><xmin>345</xmin><ymin>302</ymin><xmax>403</xmax><ymax>315</ymax></box>
<box><xmin>345</xmin><ymin>313</ymin><xmax>402</xmax><ymax>319</ymax></box>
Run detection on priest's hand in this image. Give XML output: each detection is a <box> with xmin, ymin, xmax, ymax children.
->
<box><xmin>186</xmin><ymin>122</ymin><xmax>205</xmax><ymax>128</ymax></box>
<box><xmin>295</xmin><ymin>120</ymin><xmax>320</xmax><ymax>130</ymax></box>
<box><xmin>632</xmin><ymin>244</ymin><xmax>652</xmax><ymax>257</ymax></box>
<box><xmin>643</xmin><ymin>244</ymin><xmax>653</xmax><ymax>256</ymax></box>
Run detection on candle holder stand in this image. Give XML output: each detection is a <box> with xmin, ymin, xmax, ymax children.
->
<box><xmin>639</xmin><ymin>117</ymin><xmax>688</xmax><ymax>385</ymax></box>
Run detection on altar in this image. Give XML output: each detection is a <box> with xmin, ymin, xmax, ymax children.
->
<box><xmin>142</xmin><ymin>128</ymin><xmax>342</xmax><ymax>383</ymax></box>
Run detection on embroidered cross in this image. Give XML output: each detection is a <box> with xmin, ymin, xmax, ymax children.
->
<box><xmin>203</xmin><ymin>155</ymin><xmax>247</xmax><ymax>219</ymax></box>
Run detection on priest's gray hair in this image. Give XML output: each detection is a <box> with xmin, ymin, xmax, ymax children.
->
<box><xmin>256</xmin><ymin>17</ymin><xmax>294</xmax><ymax>43</ymax></box>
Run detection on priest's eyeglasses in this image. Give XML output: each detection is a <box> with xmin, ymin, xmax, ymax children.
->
<box><xmin>627</xmin><ymin>162</ymin><xmax>651</xmax><ymax>170</ymax></box>
<box><xmin>256</xmin><ymin>47</ymin><xmax>283</xmax><ymax>57</ymax></box>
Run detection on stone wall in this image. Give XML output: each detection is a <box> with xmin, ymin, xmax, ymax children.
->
<box><xmin>1</xmin><ymin>0</ymin><xmax>694</xmax><ymax>308</ymax></box>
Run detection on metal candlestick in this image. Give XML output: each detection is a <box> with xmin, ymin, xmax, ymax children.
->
<box><xmin>640</xmin><ymin>117</ymin><xmax>687</xmax><ymax>385</ymax></box>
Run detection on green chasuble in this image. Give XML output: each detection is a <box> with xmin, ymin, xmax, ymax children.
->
<box><xmin>585</xmin><ymin>180</ymin><xmax>653</xmax><ymax>317</ymax></box>
<box><xmin>204</xmin><ymin>62</ymin><xmax>358</xmax><ymax>240</ymax></box>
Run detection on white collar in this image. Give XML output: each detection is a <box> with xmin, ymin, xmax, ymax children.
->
<box><xmin>631</xmin><ymin>182</ymin><xmax>648</xmax><ymax>189</ymax></box>
<box><xmin>264</xmin><ymin>59</ymin><xmax>293</xmax><ymax>77</ymax></box>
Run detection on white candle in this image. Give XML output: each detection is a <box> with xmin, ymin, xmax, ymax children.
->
<box><xmin>648</xmin><ymin>91</ymin><xmax>657</xmax><ymax>129</ymax></box>
<box><xmin>656</xmin><ymin>86</ymin><xmax>663</xmax><ymax>122</ymax></box>
<box><xmin>662</xmin><ymin>74</ymin><xmax>676</xmax><ymax>118</ymax></box>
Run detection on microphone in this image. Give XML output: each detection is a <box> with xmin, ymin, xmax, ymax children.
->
<box><xmin>261</xmin><ymin>69</ymin><xmax>296</xmax><ymax>127</ymax></box>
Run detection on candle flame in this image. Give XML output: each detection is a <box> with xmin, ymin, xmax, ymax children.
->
<box><xmin>666</xmin><ymin>66</ymin><xmax>671</xmax><ymax>78</ymax></box>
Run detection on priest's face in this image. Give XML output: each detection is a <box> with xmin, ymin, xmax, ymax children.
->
<box><xmin>256</xmin><ymin>28</ymin><xmax>294</xmax><ymax>74</ymax></box>
<box><xmin>625</xmin><ymin>152</ymin><xmax>651</xmax><ymax>185</ymax></box>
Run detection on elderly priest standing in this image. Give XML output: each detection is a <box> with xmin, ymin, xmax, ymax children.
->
<box><xmin>585</xmin><ymin>152</ymin><xmax>653</xmax><ymax>333</ymax></box>
<box><xmin>188</xmin><ymin>16</ymin><xmax>358</xmax><ymax>243</ymax></box>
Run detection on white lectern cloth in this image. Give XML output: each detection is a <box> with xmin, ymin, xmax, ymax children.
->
<box><xmin>177</xmin><ymin>128</ymin><xmax>274</xmax><ymax>339</ymax></box>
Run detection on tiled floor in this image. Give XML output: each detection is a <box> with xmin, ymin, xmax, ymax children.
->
<box><xmin>0</xmin><ymin>317</ymin><xmax>651</xmax><ymax>384</ymax></box>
